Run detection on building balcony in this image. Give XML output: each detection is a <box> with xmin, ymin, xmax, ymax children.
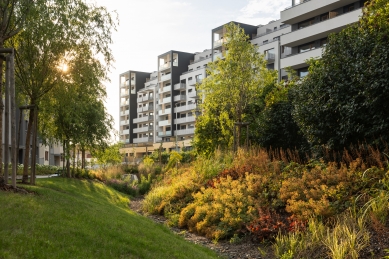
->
<box><xmin>160</xmin><ymin>73</ymin><xmax>171</xmax><ymax>82</ymax></box>
<box><xmin>137</xmin><ymin>107</ymin><xmax>143</xmax><ymax>113</ymax></box>
<box><xmin>159</xmin><ymin>63</ymin><xmax>171</xmax><ymax>71</ymax></box>
<box><xmin>133</xmin><ymin>126</ymin><xmax>153</xmax><ymax>134</ymax></box>
<box><xmin>120</xmin><ymin>100</ymin><xmax>129</xmax><ymax>107</ymax></box>
<box><xmin>213</xmin><ymin>39</ymin><xmax>224</xmax><ymax>48</ymax></box>
<box><xmin>120</xmin><ymin>120</ymin><xmax>129</xmax><ymax>126</ymax></box>
<box><xmin>158</xmin><ymin>108</ymin><xmax>171</xmax><ymax>116</ymax></box>
<box><xmin>213</xmin><ymin>52</ymin><xmax>223</xmax><ymax>61</ymax></box>
<box><xmin>174</xmin><ymin>83</ymin><xmax>186</xmax><ymax>90</ymax></box>
<box><xmin>281</xmin><ymin>8</ymin><xmax>362</xmax><ymax>47</ymax></box>
<box><xmin>121</xmin><ymin>129</ymin><xmax>130</xmax><ymax>135</ymax></box>
<box><xmin>143</xmin><ymin>105</ymin><xmax>154</xmax><ymax>112</ymax></box>
<box><xmin>120</xmin><ymin>90</ymin><xmax>129</xmax><ymax>96</ymax></box>
<box><xmin>158</xmin><ymin>131</ymin><xmax>172</xmax><ymax>137</ymax></box>
<box><xmin>161</xmin><ymin>96</ymin><xmax>171</xmax><ymax>104</ymax></box>
<box><xmin>142</xmin><ymin>95</ymin><xmax>154</xmax><ymax>102</ymax></box>
<box><xmin>120</xmin><ymin>110</ymin><xmax>129</xmax><ymax>116</ymax></box>
<box><xmin>280</xmin><ymin>47</ymin><xmax>323</xmax><ymax>69</ymax></box>
<box><xmin>176</xmin><ymin>128</ymin><xmax>195</xmax><ymax>136</ymax></box>
<box><xmin>160</xmin><ymin>85</ymin><xmax>171</xmax><ymax>93</ymax></box>
<box><xmin>187</xmin><ymin>91</ymin><xmax>197</xmax><ymax>98</ymax></box>
<box><xmin>158</xmin><ymin>119</ymin><xmax>171</xmax><ymax>127</ymax></box>
<box><xmin>174</xmin><ymin>116</ymin><xmax>195</xmax><ymax>124</ymax></box>
<box><xmin>281</xmin><ymin>0</ymin><xmax>356</xmax><ymax>24</ymax></box>
<box><xmin>174</xmin><ymin>95</ymin><xmax>186</xmax><ymax>102</ymax></box>
<box><xmin>133</xmin><ymin>116</ymin><xmax>154</xmax><ymax>124</ymax></box>
<box><xmin>137</xmin><ymin>97</ymin><xmax>143</xmax><ymax>103</ymax></box>
<box><xmin>174</xmin><ymin>103</ymin><xmax>197</xmax><ymax>113</ymax></box>
<box><xmin>133</xmin><ymin>137</ymin><xmax>153</xmax><ymax>144</ymax></box>
<box><xmin>265</xmin><ymin>52</ymin><xmax>275</xmax><ymax>63</ymax></box>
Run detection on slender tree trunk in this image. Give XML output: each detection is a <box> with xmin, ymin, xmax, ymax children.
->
<box><xmin>23</xmin><ymin>107</ymin><xmax>34</xmax><ymax>183</ymax></box>
<box><xmin>72</xmin><ymin>145</ymin><xmax>76</xmax><ymax>175</ymax></box>
<box><xmin>81</xmin><ymin>148</ymin><xmax>85</xmax><ymax>169</ymax></box>
<box><xmin>0</xmin><ymin>58</ymin><xmax>4</xmax><ymax>180</ymax></box>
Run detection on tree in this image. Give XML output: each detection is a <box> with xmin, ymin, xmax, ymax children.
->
<box><xmin>8</xmin><ymin>0</ymin><xmax>117</xmax><ymax>183</ymax></box>
<box><xmin>194</xmin><ymin>22</ymin><xmax>276</xmax><ymax>156</ymax></box>
<box><xmin>247</xmin><ymin>79</ymin><xmax>309</xmax><ymax>151</ymax></box>
<box><xmin>0</xmin><ymin>0</ymin><xmax>33</xmax><ymax>180</ymax></box>
<box><xmin>93</xmin><ymin>143</ymin><xmax>123</xmax><ymax>170</ymax></box>
<box><xmin>292</xmin><ymin>0</ymin><xmax>389</xmax><ymax>151</ymax></box>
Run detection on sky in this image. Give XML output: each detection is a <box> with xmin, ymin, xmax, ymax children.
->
<box><xmin>89</xmin><ymin>0</ymin><xmax>291</xmax><ymax>141</ymax></box>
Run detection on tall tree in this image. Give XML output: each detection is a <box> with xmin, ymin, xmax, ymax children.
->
<box><xmin>291</xmin><ymin>0</ymin><xmax>389</xmax><ymax>151</ymax></box>
<box><xmin>0</xmin><ymin>0</ymin><xmax>33</xmax><ymax>179</ymax></box>
<box><xmin>194</xmin><ymin>22</ymin><xmax>276</xmax><ymax>156</ymax></box>
<box><xmin>9</xmin><ymin>0</ymin><xmax>117</xmax><ymax>183</ymax></box>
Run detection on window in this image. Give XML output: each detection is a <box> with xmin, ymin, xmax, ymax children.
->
<box><xmin>299</xmin><ymin>42</ymin><xmax>315</xmax><ymax>53</ymax></box>
<box><xmin>263</xmin><ymin>40</ymin><xmax>268</xmax><ymax>44</ymax></box>
<box><xmin>320</xmin><ymin>13</ymin><xmax>329</xmax><ymax>21</ymax></box>
<box><xmin>274</xmin><ymin>26</ymin><xmax>277</xmax><ymax>31</ymax></box>
<box><xmin>45</xmin><ymin>151</ymin><xmax>48</xmax><ymax>161</ymax></box>
<box><xmin>298</xmin><ymin>18</ymin><xmax>315</xmax><ymax>29</ymax></box>
<box><xmin>344</xmin><ymin>4</ymin><xmax>355</xmax><ymax>13</ymax></box>
<box><xmin>320</xmin><ymin>38</ymin><xmax>328</xmax><ymax>47</ymax></box>
<box><xmin>298</xmin><ymin>67</ymin><xmax>309</xmax><ymax>78</ymax></box>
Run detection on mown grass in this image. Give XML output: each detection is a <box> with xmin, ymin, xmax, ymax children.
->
<box><xmin>0</xmin><ymin>178</ymin><xmax>221</xmax><ymax>259</ymax></box>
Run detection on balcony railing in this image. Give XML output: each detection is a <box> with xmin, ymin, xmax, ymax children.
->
<box><xmin>120</xmin><ymin>101</ymin><xmax>129</xmax><ymax>106</ymax></box>
<box><xmin>265</xmin><ymin>52</ymin><xmax>276</xmax><ymax>62</ymax></box>
<box><xmin>122</xmin><ymin>129</ymin><xmax>129</xmax><ymax>135</ymax></box>
<box><xmin>160</xmin><ymin>73</ymin><xmax>171</xmax><ymax>82</ymax></box>
<box><xmin>137</xmin><ymin>97</ymin><xmax>143</xmax><ymax>103</ymax></box>
<box><xmin>143</xmin><ymin>105</ymin><xmax>154</xmax><ymax>112</ymax></box>
<box><xmin>158</xmin><ymin>131</ymin><xmax>172</xmax><ymax>137</ymax></box>
<box><xmin>174</xmin><ymin>116</ymin><xmax>195</xmax><ymax>124</ymax></box>
<box><xmin>160</xmin><ymin>85</ymin><xmax>171</xmax><ymax>93</ymax></box>
<box><xmin>133</xmin><ymin>116</ymin><xmax>154</xmax><ymax>124</ymax></box>
<box><xmin>120</xmin><ymin>90</ymin><xmax>129</xmax><ymax>96</ymax></box>
<box><xmin>120</xmin><ymin>120</ymin><xmax>129</xmax><ymax>126</ymax></box>
<box><xmin>137</xmin><ymin>107</ymin><xmax>143</xmax><ymax>113</ymax></box>
<box><xmin>120</xmin><ymin>110</ymin><xmax>129</xmax><ymax>116</ymax></box>
<box><xmin>187</xmin><ymin>91</ymin><xmax>197</xmax><ymax>98</ymax></box>
<box><xmin>174</xmin><ymin>103</ymin><xmax>197</xmax><ymax>113</ymax></box>
<box><xmin>158</xmin><ymin>108</ymin><xmax>171</xmax><ymax>116</ymax></box>
<box><xmin>161</xmin><ymin>96</ymin><xmax>171</xmax><ymax>104</ymax></box>
<box><xmin>284</xmin><ymin>0</ymin><xmax>311</xmax><ymax>10</ymax></box>
<box><xmin>133</xmin><ymin>137</ymin><xmax>153</xmax><ymax>144</ymax></box>
<box><xmin>159</xmin><ymin>63</ymin><xmax>171</xmax><ymax>71</ymax></box>
<box><xmin>174</xmin><ymin>83</ymin><xmax>186</xmax><ymax>90</ymax></box>
<box><xmin>176</xmin><ymin>128</ymin><xmax>195</xmax><ymax>136</ymax></box>
<box><xmin>158</xmin><ymin>120</ymin><xmax>171</xmax><ymax>127</ymax></box>
<box><xmin>174</xmin><ymin>95</ymin><xmax>186</xmax><ymax>102</ymax></box>
<box><xmin>133</xmin><ymin>126</ymin><xmax>153</xmax><ymax>133</ymax></box>
<box><xmin>142</xmin><ymin>95</ymin><xmax>154</xmax><ymax>102</ymax></box>
<box><xmin>213</xmin><ymin>39</ymin><xmax>224</xmax><ymax>48</ymax></box>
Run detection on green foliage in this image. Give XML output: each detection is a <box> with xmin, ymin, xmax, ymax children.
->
<box><xmin>194</xmin><ymin>22</ymin><xmax>276</xmax><ymax>155</ymax></box>
<box><xmin>93</xmin><ymin>143</ymin><xmax>123</xmax><ymax>169</ymax></box>
<box><xmin>0</xmin><ymin>178</ymin><xmax>220</xmax><ymax>259</ymax></box>
<box><xmin>292</xmin><ymin>1</ymin><xmax>389</xmax><ymax>151</ymax></box>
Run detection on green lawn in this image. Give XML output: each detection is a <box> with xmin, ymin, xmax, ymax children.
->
<box><xmin>0</xmin><ymin>178</ymin><xmax>221</xmax><ymax>259</ymax></box>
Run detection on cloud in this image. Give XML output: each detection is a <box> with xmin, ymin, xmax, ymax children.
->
<box><xmin>236</xmin><ymin>0</ymin><xmax>290</xmax><ymax>25</ymax></box>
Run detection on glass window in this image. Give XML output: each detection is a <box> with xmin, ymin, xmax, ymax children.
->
<box><xmin>320</xmin><ymin>38</ymin><xmax>328</xmax><ymax>47</ymax></box>
<box><xmin>299</xmin><ymin>42</ymin><xmax>315</xmax><ymax>53</ymax></box>
<box><xmin>298</xmin><ymin>67</ymin><xmax>309</xmax><ymax>78</ymax></box>
<box><xmin>298</xmin><ymin>18</ymin><xmax>315</xmax><ymax>29</ymax></box>
<box><xmin>320</xmin><ymin>13</ymin><xmax>329</xmax><ymax>21</ymax></box>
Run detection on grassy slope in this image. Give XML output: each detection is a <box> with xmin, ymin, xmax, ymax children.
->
<box><xmin>0</xmin><ymin>178</ymin><xmax>221</xmax><ymax>259</ymax></box>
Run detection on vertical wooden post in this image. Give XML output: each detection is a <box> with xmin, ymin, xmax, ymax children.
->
<box><xmin>4</xmin><ymin>54</ymin><xmax>10</xmax><ymax>184</ymax></box>
<box><xmin>10</xmin><ymin>52</ymin><xmax>17</xmax><ymax>188</ymax></box>
<box><xmin>31</xmin><ymin>107</ymin><xmax>38</xmax><ymax>185</ymax></box>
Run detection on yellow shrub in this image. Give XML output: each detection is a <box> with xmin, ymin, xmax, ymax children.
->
<box><xmin>179</xmin><ymin>173</ymin><xmax>262</xmax><ymax>239</ymax></box>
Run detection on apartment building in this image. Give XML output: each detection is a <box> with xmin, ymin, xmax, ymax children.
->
<box><xmin>119</xmin><ymin>70</ymin><xmax>150</xmax><ymax>144</ymax></box>
<box><xmin>120</xmin><ymin>0</ymin><xmax>364</xmax><ymax>159</ymax></box>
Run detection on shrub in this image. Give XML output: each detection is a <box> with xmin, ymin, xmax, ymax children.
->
<box><xmin>106</xmin><ymin>178</ymin><xmax>138</xmax><ymax>196</ymax></box>
<box><xmin>280</xmin><ymin>161</ymin><xmax>364</xmax><ymax>220</ymax></box>
<box><xmin>179</xmin><ymin>173</ymin><xmax>262</xmax><ymax>240</ymax></box>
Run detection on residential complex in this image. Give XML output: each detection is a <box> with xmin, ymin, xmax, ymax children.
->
<box><xmin>119</xmin><ymin>0</ymin><xmax>365</xmax><ymax>160</ymax></box>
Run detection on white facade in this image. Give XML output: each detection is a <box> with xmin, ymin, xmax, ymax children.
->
<box><xmin>120</xmin><ymin>0</ymin><xmax>364</xmax><ymax>155</ymax></box>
